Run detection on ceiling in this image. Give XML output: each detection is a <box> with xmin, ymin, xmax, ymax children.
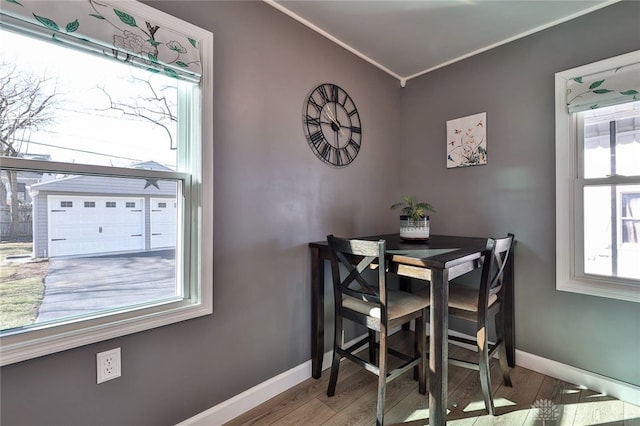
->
<box><xmin>266</xmin><ymin>0</ymin><xmax>618</xmax><ymax>85</ymax></box>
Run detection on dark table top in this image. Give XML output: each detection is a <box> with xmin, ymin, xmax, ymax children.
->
<box><xmin>310</xmin><ymin>233</ymin><xmax>488</xmax><ymax>270</ymax></box>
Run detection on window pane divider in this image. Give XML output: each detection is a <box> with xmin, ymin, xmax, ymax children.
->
<box><xmin>577</xmin><ymin>175</ymin><xmax>640</xmax><ymax>185</ymax></box>
<box><xmin>1</xmin><ymin>157</ymin><xmax>188</xmax><ymax>180</ymax></box>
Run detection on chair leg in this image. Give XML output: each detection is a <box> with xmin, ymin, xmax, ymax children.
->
<box><xmin>376</xmin><ymin>329</ymin><xmax>387</xmax><ymax>426</ymax></box>
<box><xmin>495</xmin><ymin>312</ymin><xmax>512</xmax><ymax>387</ymax></box>
<box><xmin>369</xmin><ymin>329</ymin><xmax>377</xmax><ymax>364</ymax></box>
<box><xmin>327</xmin><ymin>315</ymin><xmax>343</xmax><ymax>397</ymax></box>
<box><xmin>477</xmin><ymin>325</ymin><xmax>495</xmax><ymax>416</ymax></box>
<box><xmin>413</xmin><ymin>318</ymin><xmax>419</xmax><ymax>382</ymax></box>
<box><xmin>417</xmin><ymin>309</ymin><xmax>426</xmax><ymax>394</ymax></box>
<box><xmin>327</xmin><ymin>349</ymin><xmax>341</xmax><ymax>397</ymax></box>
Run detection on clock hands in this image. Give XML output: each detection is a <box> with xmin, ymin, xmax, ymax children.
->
<box><xmin>322</xmin><ymin>104</ymin><xmax>344</xmax><ymax>136</ymax></box>
<box><xmin>304</xmin><ymin>83</ymin><xmax>361</xmax><ymax>167</ymax></box>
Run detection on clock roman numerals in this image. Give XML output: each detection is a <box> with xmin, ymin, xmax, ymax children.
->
<box><xmin>305</xmin><ymin>114</ymin><xmax>321</xmax><ymax>127</ymax></box>
<box><xmin>346</xmin><ymin>138</ymin><xmax>360</xmax><ymax>154</ymax></box>
<box><xmin>308</xmin><ymin>97</ymin><xmax>323</xmax><ymax>114</ymax></box>
<box><xmin>310</xmin><ymin>130</ymin><xmax>324</xmax><ymax>147</ymax></box>
<box><xmin>303</xmin><ymin>83</ymin><xmax>361</xmax><ymax>167</ymax></box>
<box><xmin>331</xmin><ymin>84</ymin><xmax>339</xmax><ymax>104</ymax></box>
<box><xmin>319</xmin><ymin>141</ymin><xmax>332</xmax><ymax>160</ymax></box>
<box><xmin>318</xmin><ymin>83</ymin><xmax>339</xmax><ymax>104</ymax></box>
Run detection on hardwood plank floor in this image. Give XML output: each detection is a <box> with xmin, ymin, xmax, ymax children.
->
<box><xmin>225</xmin><ymin>332</ymin><xmax>640</xmax><ymax>426</ymax></box>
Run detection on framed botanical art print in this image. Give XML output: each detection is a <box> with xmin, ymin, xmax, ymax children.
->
<box><xmin>446</xmin><ymin>112</ymin><xmax>487</xmax><ymax>168</ymax></box>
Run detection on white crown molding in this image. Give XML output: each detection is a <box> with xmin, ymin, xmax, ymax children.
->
<box><xmin>262</xmin><ymin>0</ymin><xmax>406</xmax><ymax>86</ymax></box>
<box><xmin>264</xmin><ymin>0</ymin><xmax>621</xmax><ymax>87</ymax></box>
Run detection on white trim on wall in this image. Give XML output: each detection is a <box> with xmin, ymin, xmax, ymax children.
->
<box><xmin>177</xmin><ymin>342</ymin><xmax>640</xmax><ymax>426</ymax></box>
<box><xmin>176</xmin><ymin>348</ymin><xmax>334</xmax><ymax>426</ymax></box>
<box><xmin>262</xmin><ymin>0</ymin><xmax>621</xmax><ymax>87</ymax></box>
<box><xmin>555</xmin><ymin>50</ymin><xmax>640</xmax><ymax>304</ymax></box>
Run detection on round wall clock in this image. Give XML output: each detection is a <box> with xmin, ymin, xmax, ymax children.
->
<box><xmin>303</xmin><ymin>83</ymin><xmax>362</xmax><ymax>167</ymax></box>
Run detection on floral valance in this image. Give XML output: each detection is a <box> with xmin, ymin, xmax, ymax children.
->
<box><xmin>0</xmin><ymin>0</ymin><xmax>202</xmax><ymax>82</ymax></box>
<box><xmin>566</xmin><ymin>60</ymin><xmax>640</xmax><ymax>113</ymax></box>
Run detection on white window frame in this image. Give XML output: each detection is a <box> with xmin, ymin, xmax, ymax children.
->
<box><xmin>555</xmin><ymin>50</ymin><xmax>640</xmax><ymax>303</ymax></box>
<box><xmin>0</xmin><ymin>1</ymin><xmax>214</xmax><ymax>365</ymax></box>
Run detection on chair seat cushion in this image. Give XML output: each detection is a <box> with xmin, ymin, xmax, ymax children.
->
<box><xmin>414</xmin><ymin>285</ymin><xmax>497</xmax><ymax>312</ymax></box>
<box><xmin>342</xmin><ymin>289</ymin><xmax>429</xmax><ymax>320</ymax></box>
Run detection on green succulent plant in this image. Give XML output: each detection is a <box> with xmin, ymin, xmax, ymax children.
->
<box><xmin>390</xmin><ymin>196</ymin><xmax>436</xmax><ymax>220</ymax></box>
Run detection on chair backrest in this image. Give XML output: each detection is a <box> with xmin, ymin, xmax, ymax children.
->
<box><xmin>479</xmin><ymin>233</ymin><xmax>514</xmax><ymax>306</ymax></box>
<box><xmin>326</xmin><ymin>234</ymin><xmax>387</xmax><ymax>311</ymax></box>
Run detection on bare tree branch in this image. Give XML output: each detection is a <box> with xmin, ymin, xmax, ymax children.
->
<box><xmin>0</xmin><ymin>61</ymin><xmax>58</xmax><ymax>240</ymax></box>
<box><xmin>95</xmin><ymin>74</ymin><xmax>177</xmax><ymax>150</ymax></box>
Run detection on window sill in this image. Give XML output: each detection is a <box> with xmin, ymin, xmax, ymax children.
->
<box><xmin>556</xmin><ymin>274</ymin><xmax>640</xmax><ymax>303</ymax></box>
<box><xmin>0</xmin><ymin>297</ymin><xmax>212</xmax><ymax>366</ymax></box>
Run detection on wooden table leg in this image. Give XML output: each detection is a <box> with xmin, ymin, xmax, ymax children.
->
<box><xmin>429</xmin><ymin>268</ymin><xmax>448</xmax><ymax>426</ymax></box>
<box><xmin>399</xmin><ymin>276</ymin><xmax>412</xmax><ymax>331</ymax></box>
<box><xmin>505</xmin><ymin>246</ymin><xmax>516</xmax><ymax>367</ymax></box>
<box><xmin>311</xmin><ymin>246</ymin><xmax>324</xmax><ymax>379</ymax></box>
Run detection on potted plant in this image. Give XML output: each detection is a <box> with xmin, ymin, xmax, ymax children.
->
<box><xmin>390</xmin><ymin>196</ymin><xmax>436</xmax><ymax>241</ymax></box>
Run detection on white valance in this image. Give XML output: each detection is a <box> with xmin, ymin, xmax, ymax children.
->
<box><xmin>0</xmin><ymin>0</ymin><xmax>202</xmax><ymax>82</ymax></box>
<box><xmin>566</xmin><ymin>60</ymin><xmax>640</xmax><ymax>113</ymax></box>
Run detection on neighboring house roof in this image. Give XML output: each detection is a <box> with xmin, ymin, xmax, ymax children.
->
<box><xmin>30</xmin><ymin>161</ymin><xmax>176</xmax><ymax>196</ymax></box>
<box><xmin>131</xmin><ymin>160</ymin><xmax>174</xmax><ymax>171</ymax></box>
<box><xmin>20</xmin><ymin>153</ymin><xmax>52</xmax><ymax>161</ymax></box>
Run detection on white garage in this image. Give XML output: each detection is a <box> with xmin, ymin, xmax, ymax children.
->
<box><xmin>150</xmin><ymin>197</ymin><xmax>177</xmax><ymax>249</ymax></box>
<box><xmin>48</xmin><ymin>195</ymin><xmax>145</xmax><ymax>257</ymax></box>
<box><xmin>30</xmin><ymin>161</ymin><xmax>179</xmax><ymax>258</ymax></box>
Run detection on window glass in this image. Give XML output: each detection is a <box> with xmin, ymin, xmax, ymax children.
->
<box><xmin>0</xmin><ymin>29</ymin><xmax>178</xmax><ymax>169</ymax></box>
<box><xmin>0</xmin><ymin>0</ymin><xmax>211</xmax><ymax>366</ymax></box>
<box><xmin>555</xmin><ymin>51</ymin><xmax>640</xmax><ymax>303</ymax></box>
<box><xmin>580</xmin><ymin>101</ymin><xmax>640</xmax><ymax>281</ymax></box>
<box><xmin>621</xmin><ymin>193</ymin><xmax>640</xmax><ymax>244</ymax></box>
<box><xmin>582</xmin><ymin>102</ymin><xmax>640</xmax><ymax>179</ymax></box>
<box><xmin>1</xmin><ymin>28</ymin><xmax>184</xmax><ymax>334</ymax></box>
<box><xmin>584</xmin><ymin>184</ymin><xmax>640</xmax><ymax>280</ymax></box>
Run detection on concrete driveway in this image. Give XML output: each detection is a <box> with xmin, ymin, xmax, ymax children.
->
<box><xmin>36</xmin><ymin>250</ymin><xmax>176</xmax><ymax>323</ymax></box>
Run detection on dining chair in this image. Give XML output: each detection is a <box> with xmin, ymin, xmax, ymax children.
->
<box><xmin>326</xmin><ymin>235</ymin><xmax>429</xmax><ymax>426</ymax></box>
<box><xmin>418</xmin><ymin>233</ymin><xmax>515</xmax><ymax>416</ymax></box>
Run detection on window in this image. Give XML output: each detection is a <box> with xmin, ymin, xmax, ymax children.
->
<box><xmin>0</xmin><ymin>0</ymin><xmax>213</xmax><ymax>365</ymax></box>
<box><xmin>555</xmin><ymin>50</ymin><xmax>640</xmax><ymax>302</ymax></box>
<box><xmin>621</xmin><ymin>193</ymin><xmax>640</xmax><ymax>244</ymax></box>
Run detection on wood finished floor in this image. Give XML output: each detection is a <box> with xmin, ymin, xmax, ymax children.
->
<box><xmin>225</xmin><ymin>332</ymin><xmax>640</xmax><ymax>426</ymax></box>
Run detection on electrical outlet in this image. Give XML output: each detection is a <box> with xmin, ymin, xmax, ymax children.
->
<box><xmin>97</xmin><ymin>348</ymin><xmax>121</xmax><ymax>384</ymax></box>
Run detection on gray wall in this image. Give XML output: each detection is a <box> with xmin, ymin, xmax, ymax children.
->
<box><xmin>0</xmin><ymin>1</ymin><xmax>403</xmax><ymax>425</ymax></box>
<box><xmin>402</xmin><ymin>1</ymin><xmax>640</xmax><ymax>387</ymax></box>
<box><xmin>1</xmin><ymin>1</ymin><xmax>638</xmax><ymax>425</ymax></box>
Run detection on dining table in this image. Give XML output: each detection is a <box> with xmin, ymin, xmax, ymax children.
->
<box><xmin>309</xmin><ymin>233</ymin><xmax>515</xmax><ymax>426</ymax></box>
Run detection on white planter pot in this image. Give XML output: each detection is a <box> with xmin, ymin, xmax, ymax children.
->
<box><xmin>399</xmin><ymin>215</ymin><xmax>430</xmax><ymax>241</ymax></box>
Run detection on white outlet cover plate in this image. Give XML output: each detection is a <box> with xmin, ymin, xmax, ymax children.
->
<box><xmin>97</xmin><ymin>348</ymin><xmax>121</xmax><ymax>384</ymax></box>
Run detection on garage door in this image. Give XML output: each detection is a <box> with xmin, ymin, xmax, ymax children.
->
<box><xmin>150</xmin><ymin>198</ymin><xmax>177</xmax><ymax>249</ymax></box>
<box><xmin>49</xmin><ymin>196</ymin><xmax>144</xmax><ymax>257</ymax></box>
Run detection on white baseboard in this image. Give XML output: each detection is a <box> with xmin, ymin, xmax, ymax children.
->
<box><xmin>177</xmin><ymin>336</ymin><xmax>640</xmax><ymax>426</ymax></box>
<box><xmin>175</xmin><ymin>343</ymin><xmax>336</xmax><ymax>426</ymax></box>
<box><xmin>175</xmin><ymin>359</ymin><xmax>312</xmax><ymax>426</ymax></box>
<box><xmin>515</xmin><ymin>349</ymin><xmax>640</xmax><ymax>404</ymax></box>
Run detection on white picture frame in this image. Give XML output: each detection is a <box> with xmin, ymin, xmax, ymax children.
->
<box><xmin>446</xmin><ymin>112</ymin><xmax>487</xmax><ymax>168</ymax></box>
